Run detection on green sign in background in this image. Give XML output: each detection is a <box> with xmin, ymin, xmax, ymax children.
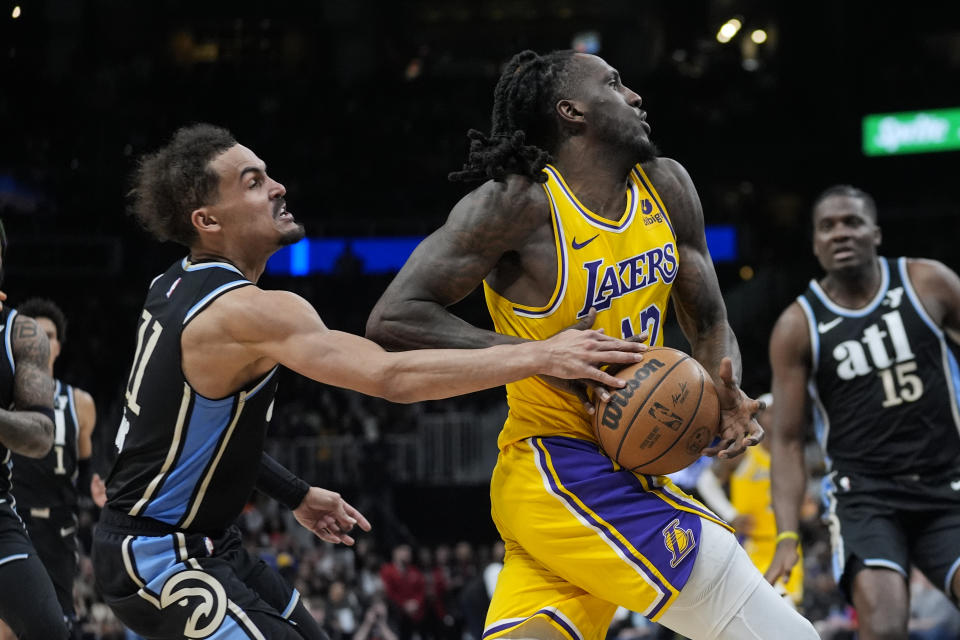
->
<box><xmin>863</xmin><ymin>108</ymin><xmax>960</xmax><ymax>156</ymax></box>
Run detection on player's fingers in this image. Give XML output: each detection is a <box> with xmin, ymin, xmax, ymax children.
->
<box><xmin>700</xmin><ymin>437</ymin><xmax>735</xmax><ymax>457</ymax></box>
<box><xmin>582</xmin><ymin>368</ymin><xmax>627</xmax><ymax>389</ymax></box>
<box><xmin>316</xmin><ymin>526</ymin><xmax>340</xmax><ymax>543</ymax></box>
<box><xmin>592</xmin><ymin>337</ymin><xmax>647</xmax><ymax>352</ymax></box>
<box><xmin>344</xmin><ymin>501</ymin><xmax>372</xmax><ymax>532</ymax></box>
<box><xmin>717</xmin><ymin>436</ymin><xmax>748</xmax><ymax>459</ymax></box>
<box><xmin>571</xmin><ymin>308</ymin><xmax>596</xmax><ymax>331</ymax></box>
<box><xmin>571</xmin><ymin>383</ymin><xmax>598</xmax><ymax>415</ymax></box>
<box><xmin>744</xmin><ymin>422</ymin><xmax>765</xmax><ymax>447</ymax></box>
<box><xmin>625</xmin><ymin>329</ymin><xmax>650</xmax><ymax>344</ymax></box>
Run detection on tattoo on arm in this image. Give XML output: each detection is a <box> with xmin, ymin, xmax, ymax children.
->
<box><xmin>13</xmin><ymin>315</ymin><xmax>54</xmax><ymax>409</ymax></box>
<box><xmin>367</xmin><ymin>178</ymin><xmax>546</xmax><ymax>350</ymax></box>
<box><xmin>0</xmin><ymin>315</ymin><xmax>55</xmax><ymax>457</ymax></box>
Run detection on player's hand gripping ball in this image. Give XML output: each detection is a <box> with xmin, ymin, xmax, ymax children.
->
<box><xmin>594</xmin><ymin>347</ymin><xmax>720</xmax><ymax>474</ymax></box>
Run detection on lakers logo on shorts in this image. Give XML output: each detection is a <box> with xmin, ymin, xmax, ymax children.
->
<box><xmin>662</xmin><ymin>518</ymin><xmax>696</xmax><ymax>568</ymax></box>
<box><xmin>159</xmin><ymin>569</ymin><xmax>227</xmax><ymax>638</ymax></box>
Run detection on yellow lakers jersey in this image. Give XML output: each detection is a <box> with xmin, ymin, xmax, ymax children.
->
<box><xmin>730</xmin><ymin>446</ymin><xmax>776</xmax><ymax>541</ymax></box>
<box><xmin>484</xmin><ymin>163</ymin><xmax>678</xmax><ymax>449</ymax></box>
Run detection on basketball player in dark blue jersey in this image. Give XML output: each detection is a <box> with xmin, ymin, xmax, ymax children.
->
<box><xmin>13</xmin><ymin>298</ymin><xmax>97</xmax><ymax>638</ymax></box>
<box><xmin>768</xmin><ymin>185</ymin><xmax>960</xmax><ymax>639</ymax></box>
<box><xmin>0</xmin><ymin>226</ymin><xmax>70</xmax><ymax>638</ymax></box>
<box><xmin>92</xmin><ymin>124</ymin><xmax>646</xmax><ymax>640</ymax></box>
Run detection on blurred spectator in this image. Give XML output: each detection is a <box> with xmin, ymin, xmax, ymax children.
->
<box><xmin>381</xmin><ymin>544</ymin><xmax>426</xmax><ymax>640</ymax></box>
<box><xmin>354</xmin><ymin>599</ymin><xmax>399</xmax><ymax>640</ymax></box>
<box><xmin>328</xmin><ymin>579</ymin><xmax>363</xmax><ymax>640</ymax></box>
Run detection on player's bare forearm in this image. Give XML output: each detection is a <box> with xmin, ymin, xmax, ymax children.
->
<box><xmin>0</xmin><ymin>409</ymin><xmax>53</xmax><ymax>457</ymax></box>
<box><xmin>770</xmin><ymin>435</ymin><xmax>806</xmax><ymax>534</ymax></box>
<box><xmin>671</xmin><ymin>253</ymin><xmax>741</xmax><ymax>384</ymax></box>
<box><xmin>3</xmin><ymin>315</ymin><xmax>55</xmax><ymax>456</ymax></box>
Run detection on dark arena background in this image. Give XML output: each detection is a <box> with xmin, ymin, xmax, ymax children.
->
<box><xmin>2</xmin><ymin>1</ymin><xmax>960</xmax><ymax>638</ymax></box>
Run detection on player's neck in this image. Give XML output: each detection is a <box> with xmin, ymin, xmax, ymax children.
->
<box><xmin>822</xmin><ymin>258</ymin><xmax>882</xmax><ymax>308</ymax></box>
<box><xmin>188</xmin><ymin>248</ymin><xmax>265</xmax><ymax>283</ymax></box>
<box><xmin>553</xmin><ymin>144</ymin><xmax>635</xmax><ymax>219</ymax></box>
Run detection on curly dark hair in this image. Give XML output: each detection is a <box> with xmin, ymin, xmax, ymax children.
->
<box><xmin>129</xmin><ymin>124</ymin><xmax>237</xmax><ymax>246</ymax></box>
<box><xmin>449</xmin><ymin>50</ymin><xmax>582</xmax><ymax>184</ymax></box>
<box><xmin>18</xmin><ymin>297</ymin><xmax>67</xmax><ymax>344</ymax></box>
<box><xmin>813</xmin><ymin>184</ymin><xmax>878</xmax><ymax>222</ymax></box>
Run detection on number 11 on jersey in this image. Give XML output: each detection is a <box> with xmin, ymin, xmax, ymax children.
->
<box><xmin>116</xmin><ymin>310</ymin><xmax>164</xmax><ymax>452</ymax></box>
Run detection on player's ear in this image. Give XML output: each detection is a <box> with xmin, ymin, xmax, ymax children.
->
<box><xmin>873</xmin><ymin>223</ymin><xmax>882</xmax><ymax>247</ymax></box>
<box><xmin>191</xmin><ymin>207</ymin><xmax>221</xmax><ymax>235</ymax></box>
<box><xmin>556</xmin><ymin>99</ymin><xmax>586</xmax><ymax>127</ymax></box>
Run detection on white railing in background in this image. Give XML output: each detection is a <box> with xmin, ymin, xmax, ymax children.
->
<box><xmin>264</xmin><ymin>408</ymin><xmax>506</xmax><ymax>486</ymax></box>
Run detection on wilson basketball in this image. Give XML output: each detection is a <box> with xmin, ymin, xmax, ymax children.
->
<box><xmin>594</xmin><ymin>347</ymin><xmax>720</xmax><ymax>475</ymax></box>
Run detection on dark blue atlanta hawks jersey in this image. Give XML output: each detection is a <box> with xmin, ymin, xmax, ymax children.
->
<box><xmin>797</xmin><ymin>257</ymin><xmax>960</xmax><ymax>476</ymax></box>
<box><xmin>105</xmin><ymin>258</ymin><xmax>279</xmax><ymax>532</ymax></box>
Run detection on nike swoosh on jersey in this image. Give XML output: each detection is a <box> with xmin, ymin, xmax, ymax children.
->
<box><xmin>571</xmin><ymin>234</ymin><xmax>599</xmax><ymax>250</ymax></box>
<box><xmin>60</xmin><ymin>526</ymin><xmax>76</xmax><ymax>538</ymax></box>
<box><xmin>818</xmin><ymin>317</ymin><xmax>843</xmax><ymax>333</ymax></box>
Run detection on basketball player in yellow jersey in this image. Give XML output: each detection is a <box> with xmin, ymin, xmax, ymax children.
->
<box><xmin>367</xmin><ymin>50</ymin><xmax>817</xmax><ymax>639</ymax></box>
<box><xmin>697</xmin><ymin>394</ymin><xmax>804</xmax><ymax>606</ymax></box>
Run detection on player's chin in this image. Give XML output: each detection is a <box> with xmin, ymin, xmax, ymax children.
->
<box><xmin>277</xmin><ymin>223</ymin><xmax>306</xmax><ymax>247</ymax></box>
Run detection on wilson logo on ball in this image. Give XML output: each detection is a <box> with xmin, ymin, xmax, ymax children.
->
<box><xmin>600</xmin><ymin>358</ymin><xmax>666</xmax><ymax>430</ymax></box>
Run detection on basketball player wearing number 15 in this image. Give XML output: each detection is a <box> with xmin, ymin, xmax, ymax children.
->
<box><xmin>768</xmin><ymin>185</ymin><xmax>960</xmax><ymax>639</ymax></box>
<box><xmin>367</xmin><ymin>50</ymin><xmax>816</xmax><ymax>639</ymax></box>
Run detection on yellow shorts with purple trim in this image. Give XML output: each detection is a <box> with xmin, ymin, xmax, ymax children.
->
<box><xmin>484</xmin><ymin>436</ymin><xmax>731</xmax><ymax>640</ymax></box>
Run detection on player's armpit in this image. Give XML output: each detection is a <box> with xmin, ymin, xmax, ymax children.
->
<box><xmin>366</xmin><ymin>176</ymin><xmax>549</xmax><ymax>350</ymax></box>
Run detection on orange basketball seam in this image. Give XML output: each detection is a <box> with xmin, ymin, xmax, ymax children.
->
<box><xmin>629</xmin><ymin>365</ymin><xmax>705</xmax><ymax>470</ymax></box>
<box><xmin>613</xmin><ymin>353</ymin><xmax>689</xmax><ymax>464</ymax></box>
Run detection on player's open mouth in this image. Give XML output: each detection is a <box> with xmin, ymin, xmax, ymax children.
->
<box><xmin>275</xmin><ymin>204</ymin><xmax>294</xmax><ymax>221</ymax></box>
<box><xmin>833</xmin><ymin>248</ymin><xmax>855</xmax><ymax>260</ymax></box>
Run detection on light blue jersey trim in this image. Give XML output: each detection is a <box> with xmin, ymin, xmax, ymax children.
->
<box><xmin>247</xmin><ymin>367</ymin><xmax>279</xmax><ymax>399</ymax></box>
<box><xmin>808</xmin><ymin>257</ymin><xmax>889</xmax><ymax>317</ymax></box>
<box><xmin>945</xmin><ymin>556</ymin><xmax>960</xmax><ymax>596</ymax></box>
<box><xmin>796</xmin><ymin>296</ymin><xmax>820</xmax><ymax>374</ymax></box>
<box><xmin>863</xmin><ymin>558</ymin><xmax>907</xmax><ymax>577</ymax></box>
<box><xmin>181</xmin><ymin>257</ymin><xmax>244</xmax><ymax>277</ymax></box>
<box><xmin>183</xmin><ymin>281</ymin><xmax>249</xmax><ymax>325</ymax></box>
<box><xmin>281</xmin><ymin>590</ymin><xmax>300</xmax><ymax>619</ymax></box>
<box><xmin>0</xmin><ymin>553</ymin><xmax>28</xmax><ymax>567</ymax></box>
<box><xmin>5</xmin><ymin>309</ymin><xmax>16</xmax><ymax>375</ymax></box>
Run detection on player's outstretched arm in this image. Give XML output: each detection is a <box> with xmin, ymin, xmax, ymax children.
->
<box><xmin>765</xmin><ymin>302</ymin><xmax>811</xmax><ymax>586</ymax></box>
<box><xmin>222</xmin><ymin>288</ymin><xmax>644</xmax><ymax>403</ymax></box>
<box><xmin>366</xmin><ymin>176</ymin><xmax>547</xmax><ymax>351</ymax></box>
<box><xmin>649</xmin><ymin>158</ymin><xmax>762</xmax><ymax>458</ymax></box>
<box><xmin>0</xmin><ymin>314</ymin><xmax>54</xmax><ymax>457</ymax></box>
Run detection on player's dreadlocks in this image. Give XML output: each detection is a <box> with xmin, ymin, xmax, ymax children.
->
<box><xmin>449</xmin><ymin>50</ymin><xmax>580</xmax><ymax>184</ymax></box>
